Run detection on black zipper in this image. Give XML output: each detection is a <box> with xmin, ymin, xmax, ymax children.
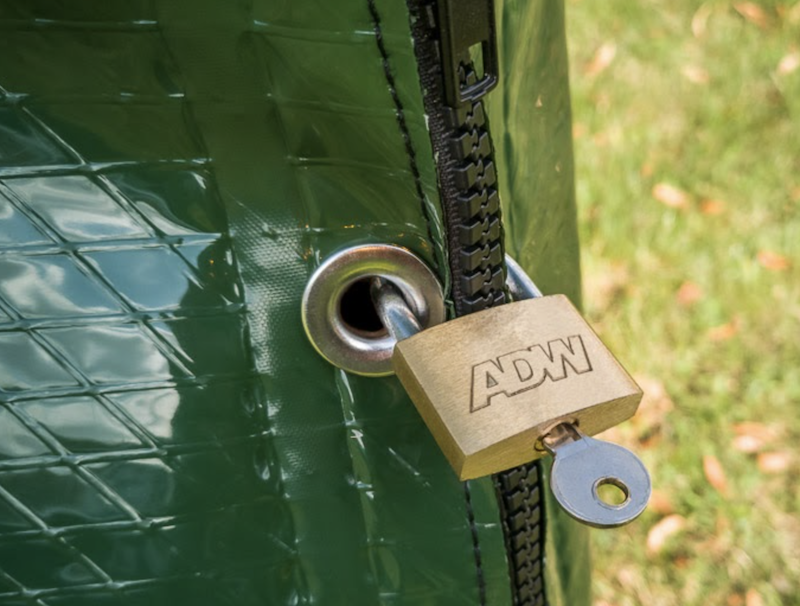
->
<box><xmin>405</xmin><ymin>0</ymin><xmax>547</xmax><ymax>604</ymax></box>
<box><xmin>407</xmin><ymin>0</ymin><xmax>506</xmax><ymax>315</ymax></box>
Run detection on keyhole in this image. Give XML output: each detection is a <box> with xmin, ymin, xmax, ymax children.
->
<box><xmin>594</xmin><ymin>478</ymin><xmax>630</xmax><ymax>508</ymax></box>
<box><xmin>338</xmin><ymin>278</ymin><xmax>386</xmax><ymax>336</ymax></box>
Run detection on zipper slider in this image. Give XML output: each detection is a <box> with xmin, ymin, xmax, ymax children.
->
<box><xmin>436</xmin><ymin>0</ymin><xmax>499</xmax><ymax>107</ymax></box>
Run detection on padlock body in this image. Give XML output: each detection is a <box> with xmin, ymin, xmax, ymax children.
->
<box><xmin>393</xmin><ymin>295</ymin><xmax>642</xmax><ymax>480</ymax></box>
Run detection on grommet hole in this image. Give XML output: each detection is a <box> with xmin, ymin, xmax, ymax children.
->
<box><xmin>301</xmin><ymin>244</ymin><xmax>445</xmax><ymax>376</ymax></box>
<box><xmin>338</xmin><ymin>278</ymin><xmax>387</xmax><ymax>337</ymax></box>
<box><xmin>594</xmin><ymin>478</ymin><xmax>630</xmax><ymax>508</ymax></box>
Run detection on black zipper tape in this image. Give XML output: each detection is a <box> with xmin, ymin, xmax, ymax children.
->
<box><xmin>405</xmin><ymin>1</ymin><xmax>547</xmax><ymax>603</ymax></box>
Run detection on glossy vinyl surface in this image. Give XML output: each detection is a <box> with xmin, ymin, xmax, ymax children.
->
<box><xmin>0</xmin><ymin>1</ymin><xmax>587</xmax><ymax>605</ymax></box>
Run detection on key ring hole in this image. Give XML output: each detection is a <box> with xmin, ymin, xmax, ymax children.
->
<box><xmin>593</xmin><ymin>477</ymin><xmax>631</xmax><ymax>509</ymax></box>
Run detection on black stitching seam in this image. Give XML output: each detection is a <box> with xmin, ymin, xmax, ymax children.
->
<box><xmin>366</xmin><ymin>0</ymin><xmax>441</xmax><ymax>272</ymax></box>
<box><xmin>464</xmin><ymin>480</ymin><xmax>488</xmax><ymax>606</ymax></box>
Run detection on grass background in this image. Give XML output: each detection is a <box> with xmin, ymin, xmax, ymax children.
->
<box><xmin>564</xmin><ymin>1</ymin><xmax>800</xmax><ymax>604</ymax></box>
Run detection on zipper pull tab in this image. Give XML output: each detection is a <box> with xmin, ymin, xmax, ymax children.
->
<box><xmin>436</xmin><ymin>0</ymin><xmax>499</xmax><ymax>107</ymax></box>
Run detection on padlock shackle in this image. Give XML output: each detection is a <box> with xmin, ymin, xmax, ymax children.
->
<box><xmin>370</xmin><ymin>278</ymin><xmax>423</xmax><ymax>342</ymax></box>
<box><xmin>372</xmin><ymin>255</ymin><xmax>541</xmax><ymax>343</ymax></box>
<box><xmin>505</xmin><ymin>255</ymin><xmax>543</xmax><ymax>301</ymax></box>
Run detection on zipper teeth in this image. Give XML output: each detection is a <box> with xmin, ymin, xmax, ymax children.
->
<box><xmin>495</xmin><ymin>463</ymin><xmax>546</xmax><ymax>606</ymax></box>
<box><xmin>443</xmin><ymin>95</ymin><xmax>507</xmax><ymax>314</ymax></box>
<box><xmin>406</xmin><ymin>1</ymin><xmax>547</xmax><ymax>603</ymax></box>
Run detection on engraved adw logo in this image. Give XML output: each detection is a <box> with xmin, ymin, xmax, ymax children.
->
<box><xmin>470</xmin><ymin>335</ymin><xmax>593</xmax><ymax>412</ymax></box>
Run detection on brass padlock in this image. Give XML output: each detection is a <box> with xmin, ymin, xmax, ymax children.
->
<box><xmin>372</xmin><ymin>255</ymin><xmax>651</xmax><ymax>528</ymax></box>
<box><xmin>392</xmin><ymin>294</ymin><xmax>642</xmax><ymax>480</ymax></box>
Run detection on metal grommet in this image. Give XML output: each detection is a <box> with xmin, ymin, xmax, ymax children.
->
<box><xmin>301</xmin><ymin>244</ymin><xmax>445</xmax><ymax>376</ymax></box>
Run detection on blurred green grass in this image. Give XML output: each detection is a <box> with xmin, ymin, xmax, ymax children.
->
<box><xmin>565</xmin><ymin>1</ymin><xmax>800</xmax><ymax>604</ymax></box>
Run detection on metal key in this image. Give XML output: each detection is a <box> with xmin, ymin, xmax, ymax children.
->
<box><xmin>506</xmin><ymin>259</ymin><xmax>651</xmax><ymax>527</ymax></box>
<box><xmin>543</xmin><ymin>423</ymin><xmax>651</xmax><ymax>527</ymax></box>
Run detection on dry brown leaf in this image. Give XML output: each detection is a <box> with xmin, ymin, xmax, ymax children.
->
<box><xmin>692</xmin><ymin>3</ymin><xmax>714</xmax><ymax>37</ymax></box>
<box><xmin>701</xmin><ymin>199</ymin><xmax>726</xmax><ymax>215</ymax></box>
<box><xmin>778</xmin><ymin>52</ymin><xmax>800</xmax><ymax>75</ymax></box>
<box><xmin>757</xmin><ymin>451</ymin><xmax>792</xmax><ymax>474</ymax></box>
<box><xmin>653</xmin><ymin>182</ymin><xmax>689</xmax><ymax>209</ymax></box>
<box><xmin>703</xmin><ymin>454</ymin><xmax>729</xmax><ymax>495</ymax></box>
<box><xmin>734</xmin><ymin>422</ymin><xmax>768</xmax><ymax>437</ymax></box>
<box><xmin>734</xmin><ymin>422</ymin><xmax>778</xmax><ymax>440</ymax></box>
<box><xmin>583</xmin><ymin>262</ymin><xmax>630</xmax><ymax>311</ymax></box>
<box><xmin>733</xmin><ymin>434</ymin><xmax>764</xmax><ymax>454</ymax></box>
<box><xmin>648</xmin><ymin>489</ymin><xmax>675</xmax><ymax>515</ymax></box>
<box><xmin>745</xmin><ymin>589</ymin><xmax>764</xmax><ymax>606</ymax></box>
<box><xmin>592</xmin><ymin>132</ymin><xmax>609</xmax><ymax>147</ymax></box>
<box><xmin>728</xmin><ymin>594</ymin><xmax>744</xmax><ymax>606</ymax></box>
<box><xmin>734</xmin><ymin>2</ymin><xmax>771</xmax><ymax>29</ymax></box>
<box><xmin>646</xmin><ymin>514</ymin><xmax>686</xmax><ymax>555</ymax></box>
<box><xmin>682</xmin><ymin>65</ymin><xmax>710</xmax><ymax>84</ymax></box>
<box><xmin>757</xmin><ymin>250</ymin><xmax>791</xmax><ymax>271</ymax></box>
<box><xmin>616</xmin><ymin>567</ymin><xmax>640</xmax><ymax>590</ymax></box>
<box><xmin>585</xmin><ymin>42</ymin><xmax>617</xmax><ymax>76</ymax></box>
<box><xmin>677</xmin><ymin>281</ymin><xmax>703</xmax><ymax>306</ymax></box>
<box><xmin>707</xmin><ymin>320</ymin><xmax>739</xmax><ymax>342</ymax></box>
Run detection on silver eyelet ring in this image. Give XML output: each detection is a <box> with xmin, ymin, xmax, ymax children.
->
<box><xmin>301</xmin><ymin>244</ymin><xmax>445</xmax><ymax>377</ymax></box>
